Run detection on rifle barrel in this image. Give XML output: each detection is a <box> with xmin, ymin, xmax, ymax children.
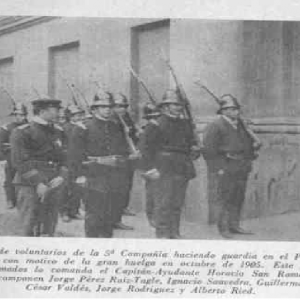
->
<box><xmin>194</xmin><ymin>82</ymin><xmax>221</xmax><ymax>105</ymax></box>
<box><xmin>196</xmin><ymin>82</ymin><xmax>261</xmax><ymax>146</ymax></box>
<box><xmin>115</xmin><ymin>112</ymin><xmax>139</xmax><ymax>155</ymax></box>
<box><xmin>162</xmin><ymin>59</ymin><xmax>201</xmax><ymax>147</ymax></box>
<box><xmin>129</xmin><ymin>66</ymin><xmax>157</xmax><ymax>105</ymax></box>
<box><xmin>31</xmin><ymin>86</ymin><xmax>41</xmax><ymax>98</ymax></box>
<box><xmin>0</xmin><ymin>87</ymin><xmax>16</xmax><ymax>108</ymax></box>
<box><xmin>71</xmin><ymin>84</ymin><xmax>88</xmax><ymax>107</ymax></box>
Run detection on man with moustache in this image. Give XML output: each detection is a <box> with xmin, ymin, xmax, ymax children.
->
<box><xmin>68</xmin><ymin>92</ymin><xmax>133</xmax><ymax>238</ymax></box>
<box><xmin>202</xmin><ymin>94</ymin><xmax>259</xmax><ymax>239</ymax></box>
<box><xmin>10</xmin><ymin>98</ymin><xmax>66</xmax><ymax>236</ymax></box>
<box><xmin>139</xmin><ymin>90</ymin><xmax>199</xmax><ymax>239</ymax></box>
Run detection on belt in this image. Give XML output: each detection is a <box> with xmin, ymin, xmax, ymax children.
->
<box><xmin>27</xmin><ymin>160</ymin><xmax>60</xmax><ymax>169</ymax></box>
<box><xmin>160</xmin><ymin>148</ymin><xmax>190</xmax><ymax>155</ymax></box>
<box><xmin>83</xmin><ymin>155</ymin><xmax>128</xmax><ymax>167</ymax></box>
<box><xmin>226</xmin><ymin>153</ymin><xmax>249</xmax><ymax>161</ymax></box>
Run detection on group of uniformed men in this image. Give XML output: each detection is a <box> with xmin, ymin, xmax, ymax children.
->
<box><xmin>0</xmin><ymin>87</ymin><xmax>260</xmax><ymax>239</ymax></box>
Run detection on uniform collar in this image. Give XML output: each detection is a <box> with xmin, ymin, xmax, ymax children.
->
<box><xmin>32</xmin><ymin>116</ymin><xmax>50</xmax><ymax>125</ymax></box>
<box><xmin>222</xmin><ymin>115</ymin><xmax>238</xmax><ymax>129</ymax></box>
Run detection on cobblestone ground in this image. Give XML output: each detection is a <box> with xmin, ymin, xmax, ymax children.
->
<box><xmin>0</xmin><ymin>164</ymin><xmax>300</xmax><ymax>241</ymax></box>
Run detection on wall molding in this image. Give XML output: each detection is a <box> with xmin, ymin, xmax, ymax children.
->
<box><xmin>0</xmin><ymin>16</ymin><xmax>59</xmax><ymax>36</ymax></box>
<box><xmin>196</xmin><ymin>116</ymin><xmax>300</xmax><ymax>134</ymax></box>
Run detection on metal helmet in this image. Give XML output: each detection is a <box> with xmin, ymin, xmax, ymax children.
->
<box><xmin>159</xmin><ymin>89</ymin><xmax>183</xmax><ymax>107</ymax></box>
<box><xmin>91</xmin><ymin>91</ymin><xmax>114</xmax><ymax>109</ymax></box>
<box><xmin>142</xmin><ymin>102</ymin><xmax>161</xmax><ymax>119</ymax></box>
<box><xmin>217</xmin><ymin>94</ymin><xmax>241</xmax><ymax>114</ymax></box>
<box><xmin>12</xmin><ymin>103</ymin><xmax>28</xmax><ymax>115</ymax></box>
<box><xmin>114</xmin><ymin>93</ymin><xmax>129</xmax><ymax>107</ymax></box>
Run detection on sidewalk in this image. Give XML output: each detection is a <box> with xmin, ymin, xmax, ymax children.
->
<box><xmin>56</xmin><ymin>208</ymin><xmax>300</xmax><ymax>241</ymax></box>
<box><xmin>1</xmin><ymin>200</ymin><xmax>300</xmax><ymax>241</ymax></box>
<box><xmin>0</xmin><ymin>163</ymin><xmax>299</xmax><ymax>240</ymax></box>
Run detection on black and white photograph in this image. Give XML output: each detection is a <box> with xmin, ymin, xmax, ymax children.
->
<box><xmin>2</xmin><ymin>0</ymin><xmax>300</xmax><ymax>297</ymax></box>
<box><xmin>0</xmin><ymin>13</ymin><xmax>299</xmax><ymax>241</ymax></box>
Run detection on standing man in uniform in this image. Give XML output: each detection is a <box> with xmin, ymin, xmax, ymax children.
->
<box><xmin>139</xmin><ymin>90</ymin><xmax>199</xmax><ymax>239</ymax></box>
<box><xmin>10</xmin><ymin>98</ymin><xmax>67</xmax><ymax>237</ymax></box>
<box><xmin>113</xmin><ymin>93</ymin><xmax>139</xmax><ymax>217</ymax></box>
<box><xmin>60</xmin><ymin>104</ymin><xmax>85</xmax><ymax>222</ymax></box>
<box><xmin>202</xmin><ymin>94</ymin><xmax>260</xmax><ymax>239</ymax></box>
<box><xmin>0</xmin><ymin>103</ymin><xmax>28</xmax><ymax>209</ymax></box>
<box><xmin>139</xmin><ymin>102</ymin><xmax>161</xmax><ymax>227</ymax></box>
<box><xmin>68</xmin><ymin>92</ymin><xmax>133</xmax><ymax>238</ymax></box>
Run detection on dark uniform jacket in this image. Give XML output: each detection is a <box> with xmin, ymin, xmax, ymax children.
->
<box><xmin>139</xmin><ymin>113</ymin><xmax>196</xmax><ymax>179</ymax></box>
<box><xmin>10</xmin><ymin>118</ymin><xmax>66</xmax><ymax>186</ymax></box>
<box><xmin>202</xmin><ymin>116</ymin><xmax>255</xmax><ymax>174</ymax></box>
<box><xmin>0</xmin><ymin>121</ymin><xmax>25</xmax><ymax>161</ymax></box>
<box><xmin>112</xmin><ymin>112</ymin><xmax>139</xmax><ymax>145</ymax></box>
<box><xmin>68</xmin><ymin>116</ymin><xmax>131</xmax><ymax>192</ymax></box>
<box><xmin>62</xmin><ymin>121</ymin><xmax>75</xmax><ymax>145</ymax></box>
<box><xmin>61</xmin><ymin>121</ymin><xmax>78</xmax><ymax>159</ymax></box>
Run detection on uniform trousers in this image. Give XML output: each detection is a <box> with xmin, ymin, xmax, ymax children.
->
<box><xmin>4</xmin><ymin>161</ymin><xmax>17</xmax><ymax>206</ymax></box>
<box><xmin>152</xmin><ymin>174</ymin><xmax>188</xmax><ymax>238</ymax></box>
<box><xmin>121</xmin><ymin>168</ymin><xmax>134</xmax><ymax>212</ymax></box>
<box><xmin>217</xmin><ymin>170</ymin><xmax>250</xmax><ymax>233</ymax></box>
<box><xmin>207</xmin><ymin>170</ymin><xmax>221</xmax><ymax>224</ymax></box>
<box><xmin>84</xmin><ymin>165</ymin><xmax>131</xmax><ymax>237</ymax></box>
<box><xmin>60</xmin><ymin>182</ymin><xmax>81</xmax><ymax>217</ymax></box>
<box><xmin>145</xmin><ymin>178</ymin><xmax>155</xmax><ymax>227</ymax></box>
<box><xmin>84</xmin><ymin>189</ymin><xmax>125</xmax><ymax>238</ymax></box>
<box><xmin>16</xmin><ymin>184</ymin><xmax>64</xmax><ymax>236</ymax></box>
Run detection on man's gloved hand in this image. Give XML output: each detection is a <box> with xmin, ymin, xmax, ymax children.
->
<box><xmin>129</xmin><ymin>151</ymin><xmax>142</xmax><ymax>161</ymax></box>
<box><xmin>75</xmin><ymin>176</ymin><xmax>87</xmax><ymax>187</ymax></box>
<box><xmin>142</xmin><ymin>168</ymin><xmax>160</xmax><ymax>180</ymax></box>
<box><xmin>49</xmin><ymin>176</ymin><xmax>64</xmax><ymax>189</ymax></box>
<box><xmin>36</xmin><ymin>183</ymin><xmax>49</xmax><ymax>201</ymax></box>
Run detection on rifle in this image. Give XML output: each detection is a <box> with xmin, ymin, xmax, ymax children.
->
<box><xmin>129</xmin><ymin>65</ymin><xmax>157</xmax><ymax>105</ymax></box>
<box><xmin>93</xmin><ymin>80</ymin><xmax>105</xmax><ymax>93</ymax></box>
<box><xmin>108</xmin><ymin>90</ymin><xmax>141</xmax><ymax>157</ymax></box>
<box><xmin>58</xmin><ymin>72</ymin><xmax>79</xmax><ymax>103</ymax></box>
<box><xmin>71</xmin><ymin>83</ymin><xmax>90</xmax><ymax>113</ymax></box>
<box><xmin>161</xmin><ymin>57</ymin><xmax>201</xmax><ymax>148</ymax></box>
<box><xmin>194</xmin><ymin>81</ymin><xmax>262</xmax><ymax>149</ymax></box>
<box><xmin>32</xmin><ymin>85</ymin><xmax>41</xmax><ymax>98</ymax></box>
<box><xmin>116</xmin><ymin>112</ymin><xmax>140</xmax><ymax>157</ymax></box>
<box><xmin>92</xmin><ymin>80</ymin><xmax>140</xmax><ymax>157</ymax></box>
<box><xmin>0</xmin><ymin>86</ymin><xmax>17</xmax><ymax>112</ymax></box>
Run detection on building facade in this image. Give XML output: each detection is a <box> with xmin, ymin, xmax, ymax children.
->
<box><xmin>0</xmin><ymin>16</ymin><xmax>299</xmax><ymax>223</ymax></box>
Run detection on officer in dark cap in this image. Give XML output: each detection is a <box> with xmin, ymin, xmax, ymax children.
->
<box><xmin>139</xmin><ymin>102</ymin><xmax>161</xmax><ymax>227</ymax></box>
<box><xmin>202</xmin><ymin>94</ymin><xmax>259</xmax><ymax>239</ymax></box>
<box><xmin>68</xmin><ymin>92</ymin><xmax>134</xmax><ymax>238</ymax></box>
<box><xmin>60</xmin><ymin>104</ymin><xmax>85</xmax><ymax>222</ymax></box>
<box><xmin>10</xmin><ymin>98</ymin><xmax>67</xmax><ymax>236</ymax></box>
<box><xmin>0</xmin><ymin>103</ymin><xmax>28</xmax><ymax>209</ymax></box>
<box><xmin>139</xmin><ymin>90</ymin><xmax>198</xmax><ymax>239</ymax></box>
<box><xmin>113</xmin><ymin>93</ymin><xmax>139</xmax><ymax>217</ymax></box>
